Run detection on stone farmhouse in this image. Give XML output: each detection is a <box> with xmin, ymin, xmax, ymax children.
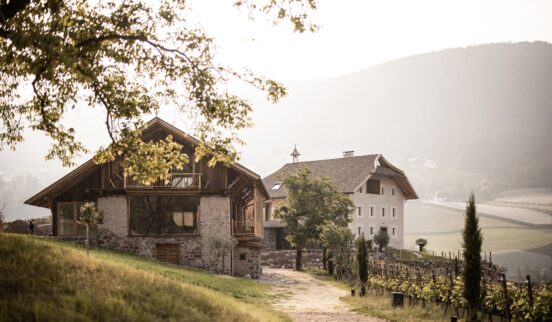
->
<box><xmin>262</xmin><ymin>149</ymin><xmax>418</xmax><ymax>250</ymax></box>
<box><xmin>25</xmin><ymin>117</ymin><xmax>266</xmax><ymax>278</ymax></box>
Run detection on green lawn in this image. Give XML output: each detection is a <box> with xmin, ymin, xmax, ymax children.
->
<box><xmin>0</xmin><ymin>234</ymin><xmax>288</xmax><ymax>322</ymax></box>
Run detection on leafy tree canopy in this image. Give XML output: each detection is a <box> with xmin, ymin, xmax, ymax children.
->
<box><xmin>373</xmin><ymin>229</ymin><xmax>389</xmax><ymax>251</ymax></box>
<box><xmin>415</xmin><ymin>237</ymin><xmax>428</xmax><ymax>251</ymax></box>
<box><xmin>274</xmin><ymin>166</ymin><xmax>354</xmax><ymax>250</ymax></box>
<box><xmin>78</xmin><ymin>202</ymin><xmax>103</xmax><ymax>225</ymax></box>
<box><xmin>0</xmin><ymin>0</ymin><xmax>317</xmax><ymax>183</ymax></box>
<box><xmin>320</xmin><ymin>220</ymin><xmax>354</xmax><ymax>276</ymax></box>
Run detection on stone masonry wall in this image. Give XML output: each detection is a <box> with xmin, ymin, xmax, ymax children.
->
<box><xmin>233</xmin><ymin>246</ymin><xmax>261</xmax><ymax>278</ymax></box>
<box><xmin>261</xmin><ymin>249</ymin><xmax>323</xmax><ymax>269</ymax></box>
<box><xmin>96</xmin><ymin>195</ymin><xmax>235</xmax><ymax>275</ymax></box>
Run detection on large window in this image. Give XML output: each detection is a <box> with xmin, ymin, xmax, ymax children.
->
<box><xmin>57</xmin><ymin>202</ymin><xmax>93</xmax><ymax>237</ymax></box>
<box><xmin>129</xmin><ymin>195</ymin><xmax>199</xmax><ymax>236</ymax></box>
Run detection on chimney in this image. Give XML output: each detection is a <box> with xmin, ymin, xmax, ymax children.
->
<box><xmin>343</xmin><ymin>151</ymin><xmax>354</xmax><ymax>158</ymax></box>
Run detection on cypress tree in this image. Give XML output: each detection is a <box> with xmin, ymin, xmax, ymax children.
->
<box><xmin>462</xmin><ymin>193</ymin><xmax>483</xmax><ymax>321</ymax></box>
<box><xmin>357</xmin><ymin>233</ymin><xmax>368</xmax><ymax>296</ymax></box>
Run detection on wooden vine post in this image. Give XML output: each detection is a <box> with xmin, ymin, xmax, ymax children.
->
<box><xmin>526</xmin><ymin>274</ymin><xmax>533</xmax><ymax>308</ymax></box>
<box><xmin>501</xmin><ymin>273</ymin><xmax>510</xmax><ymax>322</ymax></box>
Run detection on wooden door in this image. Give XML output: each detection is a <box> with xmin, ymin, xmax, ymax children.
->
<box><xmin>156</xmin><ymin>244</ymin><xmax>179</xmax><ymax>265</ymax></box>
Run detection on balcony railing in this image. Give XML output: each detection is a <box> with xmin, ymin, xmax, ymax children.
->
<box><xmin>233</xmin><ymin>220</ymin><xmax>263</xmax><ymax>238</ymax></box>
<box><xmin>125</xmin><ymin>173</ymin><xmax>201</xmax><ymax>189</ymax></box>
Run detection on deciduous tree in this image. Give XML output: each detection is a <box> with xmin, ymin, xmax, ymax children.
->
<box><xmin>275</xmin><ymin>167</ymin><xmax>354</xmax><ymax>270</ymax></box>
<box><xmin>415</xmin><ymin>238</ymin><xmax>428</xmax><ymax>252</ymax></box>
<box><xmin>320</xmin><ymin>221</ymin><xmax>354</xmax><ymax>280</ymax></box>
<box><xmin>0</xmin><ymin>0</ymin><xmax>317</xmax><ymax>183</ymax></box>
<box><xmin>77</xmin><ymin>202</ymin><xmax>103</xmax><ymax>255</ymax></box>
<box><xmin>373</xmin><ymin>229</ymin><xmax>389</xmax><ymax>252</ymax></box>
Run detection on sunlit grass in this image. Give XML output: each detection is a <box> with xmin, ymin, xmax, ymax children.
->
<box><xmin>0</xmin><ymin>234</ymin><xmax>288</xmax><ymax>322</ymax></box>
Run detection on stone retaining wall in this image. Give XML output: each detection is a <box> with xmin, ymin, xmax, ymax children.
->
<box><xmin>261</xmin><ymin>249</ymin><xmax>323</xmax><ymax>269</ymax></box>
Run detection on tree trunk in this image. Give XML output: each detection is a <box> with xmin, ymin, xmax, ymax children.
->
<box><xmin>295</xmin><ymin>248</ymin><xmax>303</xmax><ymax>271</ymax></box>
<box><xmin>85</xmin><ymin>224</ymin><xmax>90</xmax><ymax>256</ymax></box>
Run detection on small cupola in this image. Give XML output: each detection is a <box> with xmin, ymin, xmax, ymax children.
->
<box><xmin>291</xmin><ymin>145</ymin><xmax>300</xmax><ymax>163</ymax></box>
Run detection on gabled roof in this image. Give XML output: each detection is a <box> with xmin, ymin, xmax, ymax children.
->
<box><xmin>263</xmin><ymin>154</ymin><xmax>418</xmax><ymax>200</ymax></box>
<box><xmin>25</xmin><ymin>117</ymin><xmax>267</xmax><ymax>207</ymax></box>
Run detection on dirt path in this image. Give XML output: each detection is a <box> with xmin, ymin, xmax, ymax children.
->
<box><xmin>262</xmin><ymin>267</ymin><xmax>385</xmax><ymax>322</ymax></box>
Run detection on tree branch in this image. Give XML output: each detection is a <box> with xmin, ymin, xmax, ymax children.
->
<box><xmin>76</xmin><ymin>34</ymin><xmax>196</xmax><ymax>67</ymax></box>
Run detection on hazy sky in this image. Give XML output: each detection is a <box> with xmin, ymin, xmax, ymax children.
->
<box><xmin>1</xmin><ymin>0</ymin><xmax>552</xmax><ymax>182</ymax></box>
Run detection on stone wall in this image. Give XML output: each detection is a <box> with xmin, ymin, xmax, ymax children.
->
<box><xmin>261</xmin><ymin>249</ymin><xmax>323</xmax><ymax>269</ymax></box>
<box><xmin>198</xmin><ymin>196</ymin><xmax>232</xmax><ymax>274</ymax></box>
<box><xmin>96</xmin><ymin>195</ymin><xmax>240</xmax><ymax>275</ymax></box>
<box><xmin>233</xmin><ymin>246</ymin><xmax>261</xmax><ymax>278</ymax></box>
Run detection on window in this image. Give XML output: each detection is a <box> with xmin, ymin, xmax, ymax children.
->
<box><xmin>392</xmin><ymin>227</ymin><xmax>396</xmax><ymax>236</ymax></box>
<box><xmin>172</xmin><ymin>212</ymin><xmax>195</xmax><ymax>227</ymax></box>
<box><xmin>369</xmin><ymin>206</ymin><xmax>374</xmax><ymax>217</ymax></box>
<box><xmin>369</xmin><ymin>226</ymin><xmax>374</xmax><ymax>235</ymax></box>
<box><xmin>392</xmin><ymin>208</ymin><xmax>396</xmax><ymax>218</ymax></box>
<box><xmin>271</xmin><ymin>182</ymin><xmax>282</xmax><ymax>190</ymax></box>
<box><xmin>358</xmin><ymin>206</ymin><xmax>362</xmax><ymax>216</ymax></box>
<box><xmin>357</xmin><ymin>227</ymin><xmax>361</xmax><ymax>236</ymax></box>
<box><xmin>129</xmin><ymin>195</ymin><xmax>199</xmax><ymax>235</ymax></box>
<box><xmin>381</xmin><ymin>207</ymin><xmax>386</xmax><ymax>217</ymax></box>
<box><xmin>239</xmin><ymin>253</ymin><xmax>246</xmax><ymax>260</ymax></box>
<box><xmin>366</xmin><ymin>179</ymin><xmax>380</xmax><ymax>194</ymax></box>
<box><xmin>57</xmin><ymin>202</ymin><xmax>92</xmax><ymax>237</ymax></box>
<box><xmin>392</xmin><ymin>188</ymin><xmax>395</xmax><ymax>196</ymax></box>
<box><xmin>381</xmin><ymin>187</ymin><xmax>385</xmax><ymax>195</ymax></box>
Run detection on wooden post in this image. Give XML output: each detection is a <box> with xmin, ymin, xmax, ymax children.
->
<box><xmin>86</xmin><ymin>224</ymin><xmax>90</xmax><ymax>256</ymax></box>
<box><xmin>526</xmin><ymin>275</ymin><xmax>533</xmax><ymax>308</ymax></box>
<box><xmin>501</xmin><ymin>273</ymin><xmax>510</xmax><ymax>322</ymax></box>
<box><xmin>454</xmin><ymin>258</ymin><xmax>458</xmax><ymax>277</ymax></box>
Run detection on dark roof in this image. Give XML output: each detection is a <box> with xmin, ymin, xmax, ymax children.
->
<box><xmin>25</xmin><ymin>117</ymin><xmax>268</xmax><ymax>208</ymax></box>
<box><xmin>263</xmin><ymin>154</ymin><xmax>418</xmax><ymax>200</ymax></box>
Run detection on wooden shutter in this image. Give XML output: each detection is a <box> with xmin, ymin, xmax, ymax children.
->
<box><xmin>156</xmin><ymin>244</ymin><xmax>179</xmax><ymax>265</ymax></box>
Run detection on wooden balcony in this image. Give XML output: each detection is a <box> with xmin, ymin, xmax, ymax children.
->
<box><xmin>232</xmin><ymin>220</ymin><xmax>263</xmax><ymax>238</ymax></box>
<box><xmin>125</xmin><ymin>173</ymin><xmax>201</xmax><ymax>190</ymax></box>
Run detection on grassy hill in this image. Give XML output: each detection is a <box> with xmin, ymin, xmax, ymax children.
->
<box><xmin>0</xmin><ymin>234</ymin><xmax>287</xmax><ymax>322</ymax></box>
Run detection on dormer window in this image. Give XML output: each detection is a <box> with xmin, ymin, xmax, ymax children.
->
<box><xmin>271</xmin><ymin>182</ymin><xmax>283</xmax><ymax>190</ymax></box>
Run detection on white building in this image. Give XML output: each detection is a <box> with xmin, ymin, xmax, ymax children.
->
<box><xmin>263</xmin><ymin>150</ymin><xmax>418</xmax><ymax>249</ymax></box>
